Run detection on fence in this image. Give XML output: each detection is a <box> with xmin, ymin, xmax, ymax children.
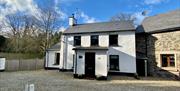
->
<box><xmin>5</xmin><ymin>59</ymin><xmax>44</xmax><ymax>71</ymax></box>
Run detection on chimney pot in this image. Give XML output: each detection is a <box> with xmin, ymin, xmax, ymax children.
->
<box><xmin>69</xmin><ymin>14</ymin><xmax>76</xmax><ymax>26</ymax></box>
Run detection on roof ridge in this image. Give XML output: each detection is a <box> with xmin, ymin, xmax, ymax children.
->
<box><xmin>143</xmin><ymin>9</ymin><xmax>180</xmax><ymax>23</ymax></box>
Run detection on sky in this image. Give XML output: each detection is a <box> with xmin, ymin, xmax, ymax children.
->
<box><xmin>0</xmin><ymin>0</ymin><xmax>180</xmax><ymax>31</ymax></box>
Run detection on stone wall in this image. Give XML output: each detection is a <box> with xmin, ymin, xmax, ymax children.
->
<box><xmin>147</xmin><ymin>30</ymin><xmax>180</xmax><ymax>77</ymax></box>
<box><xmin>136</xmin><ymin>34</ymin><xmax>146</xmax><ymax>55</ymax></box>
<box><xmin>136</xmin><ymin>30</ymin><xmax>180</xmax><ymax>78</ymax></box>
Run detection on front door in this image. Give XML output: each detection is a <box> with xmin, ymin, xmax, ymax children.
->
<box><xmin>85</xmin><ymin>52</ymin><xmax>95</xmax><ymax>77</ymax></box>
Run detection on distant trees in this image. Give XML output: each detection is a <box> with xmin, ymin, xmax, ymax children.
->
<box><xmin>110</xmin><ymin>13</ymin><xmax>136</xmax><ymax>22</ymax></box>
<box><xmin>0</xmin><ymin>9</ymin><xmax>63</xmax><ymax>56</ymax></box>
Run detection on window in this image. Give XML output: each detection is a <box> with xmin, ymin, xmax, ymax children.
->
<box><xmin>54</xmin><ymin>53</ymin><xmax>60</xmax><ymax>65</ymax></box>
<box><xmin>79</xmin><ymin>55</ymin><xmax>83</xmax><ymax>59</ymax></box>
<box><xmin>161</xmin><ymin>54</ymin><xmax>175</xmax><ymax>67</ymax></box>
<box><xmin>91</xmin><ymin>35</ymin><xmax>99</xmax><ymax>46</ymax></box>
<box><xmin>109</xmin><ymin>35</ymin><xmax>118</xmax><ymax>46</ymax></box>
<box><xmin>109</xmin><ymin>55</ymin><xmax>119</xmax><ymax>71</ymax></box>
<box><xmin>74</xmin><ymin>36</ymin><xmax>81</xmax><ymax>46</ymax></box>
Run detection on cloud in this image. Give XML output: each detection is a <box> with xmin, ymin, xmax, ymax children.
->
<box><xmin>132</xmin><ymin>12</ymin><xmax>147</xmax><ymax>26</ymax></box>
<box><xmin>54</xmin><ymin>0</ymin><xmax>67</xmax><ymax>20</ymax></box>
<box><xmin>57</xmin><ymin>26</ymin><xmax>66</xmax><ymax>32</ymax></box>
<box><xmin>0</xmin><ymin>0</ymin><xmax>41</xmax><ymax>21</ymax></box>
<box><xmin>144</xmin><ymin>0</ymin><xmax>166</xmax><ymax>5</ymax></box>
<box><xmin>79</xmin><ymin>12</ymin><xmax>97</xmax><ymax>23</ymax></box>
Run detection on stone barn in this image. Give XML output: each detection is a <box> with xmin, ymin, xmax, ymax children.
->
<box><xmin>136</xmin><ymin>9</ymin><xmax>180</xmax><ymax>78</ymax></box>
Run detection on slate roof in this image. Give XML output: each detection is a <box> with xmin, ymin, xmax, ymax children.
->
<box><xmin>137</xmin><ymin>9</ymin><xmax>180</xmax><ymax>33</ymax></box>
<box><xmin>63</xmin><ymin>21</ymin><xmax>135</xmax><ymax>34</ymax></box>
<box><xmin>47</xmin><ymin>42</ymin><xmax>61</xmax><ymax>51</ymax></box>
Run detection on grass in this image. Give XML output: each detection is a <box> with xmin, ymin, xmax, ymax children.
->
<box><xmin>0</xmin><ymin>52</ymin><xmax>44</xmax><ymax>60</ymax></box>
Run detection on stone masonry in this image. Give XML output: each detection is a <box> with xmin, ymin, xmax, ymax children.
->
<box><xmin>136</xmin><ymin>30</ymin><xmax>180</xmax><ymax>78</ymax></box>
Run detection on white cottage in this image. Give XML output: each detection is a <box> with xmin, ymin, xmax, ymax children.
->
<box><xmin>45</xmin><ymin>42</ymin><xmax>61</xmax><ymax>69</ymax></box>
<box><xmin>57</xmin><ymin>16</ymin><xmax>137</xmax><ymax>79</ymax></box>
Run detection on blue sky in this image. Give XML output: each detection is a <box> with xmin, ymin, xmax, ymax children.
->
<box><xmin>0</xmin><ymin>0</ymin><xmax>180</xmax><ymax>31</ymax></box>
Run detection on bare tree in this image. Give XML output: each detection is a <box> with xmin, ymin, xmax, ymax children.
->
<box><xmin>37</xmin><ymin>8</ymin><xmax>63</xmax><ymax>52</ymax></box>
<box><xmin>110</xmin><ymin>13</ymin><xmax>136</xmax><ymax>22</ymax></box>
<box><xmin>5</xmin><ymin>14</ymin><xmax>25</xmax><ymax>53</ymax></box>
<box><xmin>0</xmin><ymin>3</ymin><xmax>63</xmax><ymax>55</ymax></box>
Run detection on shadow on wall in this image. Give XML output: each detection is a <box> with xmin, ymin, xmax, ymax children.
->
<box><xmin>108</xmin><ymin>47</ymin><xmax>136</xmax><ymax>73</ymax></box>
<box><xmin>136</xmin><ymin>25</ymin><xmax>180</xmax><ymax>80</ymax></box>
<box><xmin>147</xmin><ymin>34</ymin><xmax>180</xmax><ymax>80</ymax></box>
<box><xmin>66</xmin><ymin>36</ymin><xmax>74</xmax><ymax>69</ymax></box>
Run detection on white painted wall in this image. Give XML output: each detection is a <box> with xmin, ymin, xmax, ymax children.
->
<box><xmin>108</xmin><ymin>32</ymin><xmax>136</xmax><ymax>73</ymax></box>
<box><xmin>74</xmin><ymin>50</ymin><xmax>108</xmax><ymax>77</ymax></box>
<box><xmin>60</xmin><ymin>31</ymin><xmax>136</xmax><ymax>74</ymax></box>
<box><xmin>45</xmin><ymin>51</ymin><xmax>60</xmax><ymax>68</ymax></box>
<box><xmin>76</xmin><ymin>51</ymin><xmax>85</xmax><ymax>75</ymax></box>
<box><xmin>0</xmin><ymin>58</ymin><xmax>6</xmax><ymax>70</ymax></box>
<box><xmin>95</xmin><ymin>51</ymin><xmax>108</xmax><ymax>77</ymax></box>
<box><xmin>99</xmin><ymin>35</ymin><xmax>109</xmax><ymax>47</ymax></box>
<box><xmin>81</xmin><ymin>35</ymin><xmax>90</xmax><ymax>47</ymax></box>
<box><xmin>66</xmin><ymin>36</ymin><xmax>75</xmax><ymax>69</ymax></box>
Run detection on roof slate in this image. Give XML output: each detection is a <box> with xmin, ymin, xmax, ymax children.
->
<box><xmin>63</xmin><ymin>21</ymin><xmax>135</xmax><ymax>34</ymax></box>
<box><xmin>47</xmin><ymin>42</ymin><xmax>61</xmax><ymax>51</ymax></box>
<box><xmin>137</xmin><ymin>9</ymin><xmax>180</xmax><ymax>33</ymax></box>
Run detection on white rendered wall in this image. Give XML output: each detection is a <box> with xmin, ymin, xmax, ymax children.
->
<box><xmin>66</xmin><ymin>36</ymin><xmax>75</xmax><ymax>69</ymax></box>
<box><xmin>99</xmin><ymin>35</ymin><xmax>109</xmax><ymax>47</ymax></box>
<box><xmin>75</xmin><ymin>50</ymin><xmax>108</xmax><ymax>77</ymax></box>
<box><xmin>81</xmin><ymin>35</ymin><xmax>90</xmax><ymax>47</ymax></box>
<box><xmin>95</xmin><ymin>51</ymin><xmax>108</xmax><ymax>77</ymax></box>
<box><xmin>59</xmin><ymin>35</ymin><xmax>65</xmax><ymax>69</ymax></box>
<box><xmin>62</xmin><ymin>31</ymin><xmax>136</xmax><ymax>73</ymax></box>
<box><xmin>76</xmin><ymin>51</ymin><xmax>85</xmax><ymax>75</ymax></box>
<box><xmin>108</xmin><ymin>31</ymin><xmax>136</xmax><ymax>73</ymax></box>
<box><xmin>45</xmin><ymin>51</ymin><xmax>60</xmax><ymax>68</ymax></box>
<box><xmin>0</xmin><ymin>58</ymin><xmax>5</xmax><ymax>70</ymax></box>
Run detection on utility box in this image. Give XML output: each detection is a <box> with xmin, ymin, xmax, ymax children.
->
<box><xmin>0</xmin><ymin>58</ymin><xmax>6</xmax><ymax>71</ymax></box>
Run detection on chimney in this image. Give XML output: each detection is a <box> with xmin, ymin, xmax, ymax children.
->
<box><xmin>69</xmin><ymin>14</ymin><xmax>76</xmax><ymax>26</ymax></box>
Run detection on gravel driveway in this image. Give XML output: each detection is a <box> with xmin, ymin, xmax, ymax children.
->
<box><xmin>0</xmin><ymin>70</ymin><xmax>180</xmax><ymax>91</ymax></box>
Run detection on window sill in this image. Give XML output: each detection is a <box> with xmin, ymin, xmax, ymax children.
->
<box><xmin>109</xmin><ymin>70</ymin><xmax>120</xmax><ymax>72</ymax></box>
<box><xmin>109</xmin><ymin>45</ymin><xmax>119</xmax><ymax>47</ymax></box>
<box><xmin>90</xmin><ymin>45</ymin><xmax>99</xmax><ymax>47</ymax></box>
<box><xmin>74</xmin><ymin>45</ymin><xmax>81</xmax><ymax>47</ymax></box>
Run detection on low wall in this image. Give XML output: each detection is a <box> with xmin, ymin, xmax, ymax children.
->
<box><xmin>5</xmin><ymin>59</ymin><xmax>44</xmax><ymax>71</ymax></box>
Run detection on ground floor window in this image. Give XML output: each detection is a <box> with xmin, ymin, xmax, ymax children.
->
<box><xmin>161</xmin><ymin>54</ymin><xmax>175</xmax><ymax>67</ymax></box>
<box><xmin>109</xmin><ymin>55</ymin><xmax>119</xmax><ymax>71</ymax></box>
<box><xmin>54</xmin><ymin>53</ymin><xmax>60</xmax><ymax>65</ymax></box>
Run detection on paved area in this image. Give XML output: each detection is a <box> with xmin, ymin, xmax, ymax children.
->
<box><xmin>0</xmin><ymin>70</ymin><xmax>180</xmax><ymax>91</ymax></box>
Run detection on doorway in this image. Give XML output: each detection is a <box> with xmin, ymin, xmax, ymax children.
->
<box><xmin>85</xmin><ymin>52</ymin><xmax>95</xmax><ymax>77</ymax></box>
<box><xmin>55</xmin><ymin>53</ymin><xmax>60</xmax><ymax>65</ymax></box>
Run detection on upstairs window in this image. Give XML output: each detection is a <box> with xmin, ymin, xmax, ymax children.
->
<box><xmin>161</xmin><ymin>54</ymin><xmax>175</xmax><ymax>67</ymax></box>
<box><xmin>74</xmin><ymin>36</ymin><xmax>81</xmax><ymax>46</ymax></box>
<box><xmin>91</xmin><ymin>35</ymin><xmax>99</xmax><ymax>46</ymax></box>
<box><xmin>109</xmin><ymin>35</ymin><xmax>118</xmax><ymax>46</ymax></box>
